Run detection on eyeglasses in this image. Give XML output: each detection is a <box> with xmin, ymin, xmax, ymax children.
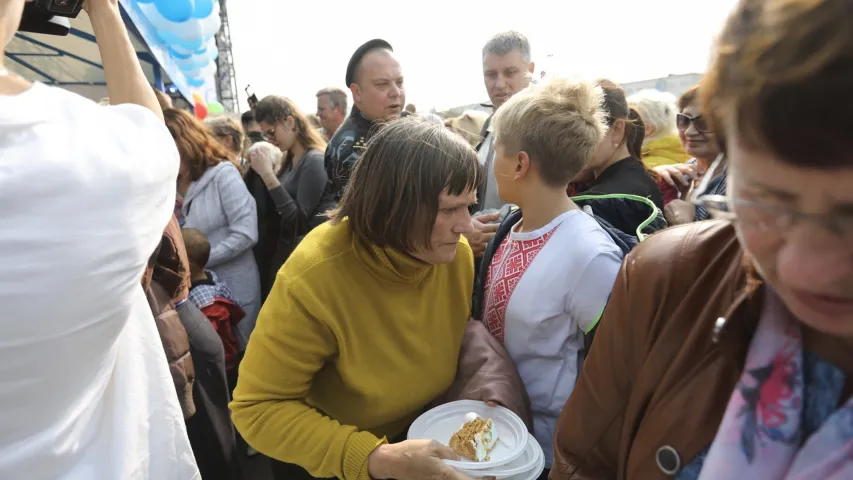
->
<box><xmin>263</xmin><ymin>127</ymin><xmax>276</xmax><ymax>141</ymax></box>
<box><xmin>692</xmin><ymin>155</ymin><xmax>853</xmax><ymax>239</ymax></box>
<box><xmin>677</xmin><ymin>113</ymin><xmax>711</xmax><ymax>133</ymax></box>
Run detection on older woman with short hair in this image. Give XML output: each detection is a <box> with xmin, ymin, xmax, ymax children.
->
<box><xmin>552</xmin><ymin>0</ymin><xmax>853</xmax><ymax>478</ymax></box>
<box><xmin>656</xmin><ymin>84</ymin><xmax>727</xmax><ymax>225</ymax></box>
<box><xmin>231</xmin><ymin>117</ymin><xmax>481</xmax><ymax>480</ymax></box>
<box><xmin>206</xmin><ymin>115</ymin><xmax>247</xmax><ymax>172</ymax></box>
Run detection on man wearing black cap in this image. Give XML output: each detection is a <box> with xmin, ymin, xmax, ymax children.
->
<box><xmin>324</xmin><ymin>38</ymin><xmax>406</xmax><ymax>201</ymax></box>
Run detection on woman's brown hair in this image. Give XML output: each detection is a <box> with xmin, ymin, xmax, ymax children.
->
<box><xmin>164</xmin><ymin>109</ymin><xmax>240</xmax><ymax>182</ymax></box>
<box><xmin>598</xmin><ymin>79</ymin><xmax>659</xmax><ymax>181</ymax></box>
<box><xmin>328</xmin><ymin>117</ymin><xmax>482</xmax><ymax>253</ymax></box>
<box><xmin>598</xmin><ymin>79</ymin><xmax>645</xmax><ymax>160</ymax></box>
<box><xmin>253</xmin><ymin>96</ymin><xmax>328</xmax><ymax>174</ymax></box>
<box><xmin>704</xmin><ymin>0</ymin><xmax>853</xmax><ymax>168</ymax></box>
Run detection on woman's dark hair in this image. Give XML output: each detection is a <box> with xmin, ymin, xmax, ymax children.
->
<box><xmin>253</xmin><ymin>96</ymin><xmax>328</xmax><ymax>175</ymax></box>
<box><xmin>328</xmin><ymin>117</ymin><xmax>482</xmax><ymax>252</ymax></box>
<box><xmin>704</xmin><ymin>0</ymin><xmax>853</xmax><ymax>168</ymax></box>
<box><xmin>164</xmin><ymin>108</ymin><xmax>240</xmax><ymax>182</ymax></box>
<box><xmin>240</xmin><ymin>110</ymin><xmax>256</xmax><ymax>132</ymax></box>
<box><xmin>598</xmin><ymin>80</ymin><xmax>659</xmax><ymax>181</ymax></box>
<box><xmin>627</xmin><ymin>107</ymin><xmax>646</xmax><ymax>161</ymax></box>
<box><xmin>598</xmin><ymin>79</ymin><xmax>644</xmax><ymax>159</ymax></box>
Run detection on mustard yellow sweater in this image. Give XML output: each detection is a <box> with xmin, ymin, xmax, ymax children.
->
<box><xmin>230</xmin><ymin>218</ymin><xmax>474</xmax><ymax>480</ymax></box>
<box><xmin>641</xmin><ymin>135</ymin><xmax>692</xmax><ymax>168</ymax></box>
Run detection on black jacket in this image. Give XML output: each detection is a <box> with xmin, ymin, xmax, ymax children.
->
<box><xmin>584</xmin><ymin>156</ymin><xmax>665</xmax><ymax>210</ymax></box>
<box><xmin>177</xmin><ymin>301</ymin><xmax>243</xmax><ymax>480</ymax></box>
<box><xmin>324</xmin><ymin>106</ymin><xmax>375</xmax><ymax>202</ymax></box>
<box><xmin>245</xmin><ymin>170</ymin><xmax>280</xmax><ymax>301</ymax></box>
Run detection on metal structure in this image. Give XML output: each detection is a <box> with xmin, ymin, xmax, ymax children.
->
<box><xmin>214</xmin><ymin>0</ymin><xmax>240</xmax><ymax>113</ymax></box>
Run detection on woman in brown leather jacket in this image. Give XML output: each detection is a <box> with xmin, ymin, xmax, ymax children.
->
<box><xmin>551</xmin><ymin>0</ymin><xmax>853</xmax><ymax>479</ymax></box>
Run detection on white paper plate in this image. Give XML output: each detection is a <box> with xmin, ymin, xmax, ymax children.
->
<box><xmin>458</xmin><ymin>433</ymin><xmax>543</xmax><ymax>479</ymax></box>
<box><xmin>407</xmin><ymin>400</ymin><xmax>528</xmax><ymax>470</ymax></box>
<box><xmin>506</xmin><ymin>444</ymin><xmax>545</xmax><ymax>480</ymax></box>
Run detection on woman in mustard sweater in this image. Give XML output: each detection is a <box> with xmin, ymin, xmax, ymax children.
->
<box><xmin>231</xmin><ymin>117</ymin><xmax>483</xmax><ymax>480</ymax></box>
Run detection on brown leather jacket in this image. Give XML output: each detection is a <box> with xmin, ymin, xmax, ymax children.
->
<box><xmin>551</xmin><ymin>220</ymin><xmax>765</xmax><ymax>480</ymax></box>
<box><xmin>432</xmin><ymin>320</ymin><xmax>533</xmax><ymax>431</ymax></box>
<box><xmin>143</xmin><ymin>216</ymin><xmax>196</xmax><ymax>419</ymax></box>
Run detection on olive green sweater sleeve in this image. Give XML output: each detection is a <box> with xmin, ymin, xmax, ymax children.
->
<box><xmin>230</xmin><ymin>275</ymin><xmax>385</xmax><ymax>480</ymax></box>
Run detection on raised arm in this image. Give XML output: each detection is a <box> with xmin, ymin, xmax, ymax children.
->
<box><xmin>87</xmin><ymin>0</ymin><xmax>162</xmax><ymax>120</ymax></box>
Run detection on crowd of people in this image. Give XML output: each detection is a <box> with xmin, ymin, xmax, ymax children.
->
<box><xmin>2</xmin><ymin>0</ymin><xmax>853</xmax><ymax>479</ymax></box>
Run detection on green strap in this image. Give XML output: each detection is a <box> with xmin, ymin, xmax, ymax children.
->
<box><xmin>570</xmin><ymin>193</ymin><xmax>660</xmax><ymax>241</ymax></box>
<box><xmin>583</xmin><ymin>307</ymin><xmax>606</xmax><ymax>334</ymax></box>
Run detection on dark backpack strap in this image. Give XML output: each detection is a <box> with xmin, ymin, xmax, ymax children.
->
<box><xmin>471</xmin><ymin>208</ymin><xmax>522</xmax><ymax>320</ymax></box>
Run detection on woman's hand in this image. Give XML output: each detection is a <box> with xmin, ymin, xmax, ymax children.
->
<box><xmin>664</xmin><ymin>199</ymin><xmax>697</xmax><ymax>226</ymax></box>
<box><xmin>367</xmin><ymin>440</ymin><xmax>477</xmax><ymax>480</ymax></box>
<box><xmin>654</xmin><ymin>163</ymin><xmax>703</xmax><ymax>194</ymax></box>
<box><xmin>248</xmin><ymin>142</ymin><xmax>278</xmax><ymax>180</ymax></box>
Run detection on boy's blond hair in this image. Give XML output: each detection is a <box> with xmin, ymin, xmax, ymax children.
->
<box><xmin>491</xmin><ymin>78</ymin><xmax>607</xmax><ymax>187</ymax></box>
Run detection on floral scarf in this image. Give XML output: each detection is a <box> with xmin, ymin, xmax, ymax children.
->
<box><xmin>698</xmin><ymin>288</ymin><xmax>853</xmax><ymax>479</ymax></box>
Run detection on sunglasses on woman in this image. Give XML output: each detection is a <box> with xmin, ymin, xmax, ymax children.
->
<box><xmin>676</xmin><ymin>113</ymin><xmax>711</xmax><ymax>133</ymax></box>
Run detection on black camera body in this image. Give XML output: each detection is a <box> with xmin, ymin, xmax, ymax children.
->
<box><xmin>19</xmin><ymin>0</ymin><xmax>84</xmax><ymax>36</ymax></box>
<box><xmin>33</xmin><ymin>0</ymin><xmax>85</xmax><ymax>17</ymax></box>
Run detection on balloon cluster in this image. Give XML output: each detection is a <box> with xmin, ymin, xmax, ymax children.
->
<box><xmin>192</xmin><ymin>92</ymin><xmax>225</xmax><ymax>120</ymax></box>
<box><xmin>131</xmin><ymin>0</ymin><xmax>222</xmax><ymax>89</ymax></box>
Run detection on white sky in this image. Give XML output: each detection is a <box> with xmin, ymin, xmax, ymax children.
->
<box><xmin>227</xmin><ymin>0</ymin><xmax>739</xmax><ymax>115</ymax></box>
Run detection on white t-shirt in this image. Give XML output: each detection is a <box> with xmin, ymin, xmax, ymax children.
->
<box><xmin>0</xmin><ymin>83</ymin><xmax>199</xmax><ymax>479</ymax></box>
<box><xmin>483</xmin><ymin>209</ymin><xmax>623</xmax><ymax>467</ymax></box>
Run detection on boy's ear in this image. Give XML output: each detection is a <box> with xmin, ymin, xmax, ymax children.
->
<box><xmin>516</xmin><ymin>151</ymin><xmax>531</xmax><ymax>180</ymax></box>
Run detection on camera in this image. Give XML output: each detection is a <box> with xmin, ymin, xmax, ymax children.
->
<box><xmin>34</xmin><ymin>0</ymin><xmax>85</xmax><ymax>17</ymax></box>
<box><xmin>19</xmin><ymin>0</ymin><xmax>85</xmax><ymax>36</ymax></box>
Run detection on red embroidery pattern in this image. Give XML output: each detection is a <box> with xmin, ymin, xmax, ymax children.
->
<box><xmin>484</xmin><ymin>227</ymin><xmax>558</xmax><ymax>342</ymax></box>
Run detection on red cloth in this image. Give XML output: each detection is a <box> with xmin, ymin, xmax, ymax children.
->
<box><xmin>201</xmin><ymin>300</ymin><xmax>244</xmax><ymax>371</ymax></box>
<box><xmin>660</xmin><ymin>180</ymin><xmax>680</xmax><ymax>206</ymax></box>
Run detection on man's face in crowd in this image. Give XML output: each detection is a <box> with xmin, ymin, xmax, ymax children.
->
<box><xmin>316</xmin><ymin>94</ymin><xmax>343</xmax><ymax>135</ymax></box>
<box><xmin>245</xmin><ymin>119</ymin><xmax>262</xmax><ymax>135</ymax></box>
<box><xmin>483</xmin><ymin>49</ymin><xmax>534</xmax><ymax>109</ymax></box>
<box><xmin>351</xmin><ymin>49</ymin><xmax>405</xmax><ymax>122</ymax></box>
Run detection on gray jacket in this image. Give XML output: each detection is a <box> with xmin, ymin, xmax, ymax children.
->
<box><xmin>183</xmin><ymin>162</ymin><xmax>260</xmax><ymax>349</ymax></box>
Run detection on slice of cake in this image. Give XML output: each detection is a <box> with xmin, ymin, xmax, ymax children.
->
<box><xmin>448</xmin><ymin>415</ymin><xmax>499</xmax><ymax>462</ymax></box>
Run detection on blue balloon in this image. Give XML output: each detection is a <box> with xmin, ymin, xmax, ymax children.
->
<box><xmin>168</xmin><ymin>46</ymin><xmax>192</xmax><ymax>60</ymax></box>
<box><xmin>154</xmin><ymin>0</ymin><xmax>194</xmax><ymax>23</ymax></box>
<box><xmin>178</xmin><ymin>57</ymin><xmax>209</xmax><ymax>72</ymax></box>
<box><xmin>137</xmin><ymin>0</ymin><xmax>154</xmax><ymax>3</ymax></box>
<box><xmin>192</xmin><ymin>0</ymin><xmax>215</xmax><ymax>19</ymax></box>
<box><xmin>158</xmin><ymin>30</ymin><xmax>205</xmax><ymax>52</ymax></box>
<box><xmin>186</xmin><ymin>76</ymin><xmax>206</xmax><ymax>88</ymax></box>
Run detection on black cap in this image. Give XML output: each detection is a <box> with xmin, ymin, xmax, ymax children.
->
<box><xmin>345</xmin><ymin>39</ymin><xmax>393</xmax><ymax>87</ymax></box>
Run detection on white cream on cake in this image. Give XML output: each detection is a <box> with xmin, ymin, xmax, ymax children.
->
<box><xmin>464</xmin><ymin>413</ymin><xmax>498</xmax><ymax>461</ymax></box>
